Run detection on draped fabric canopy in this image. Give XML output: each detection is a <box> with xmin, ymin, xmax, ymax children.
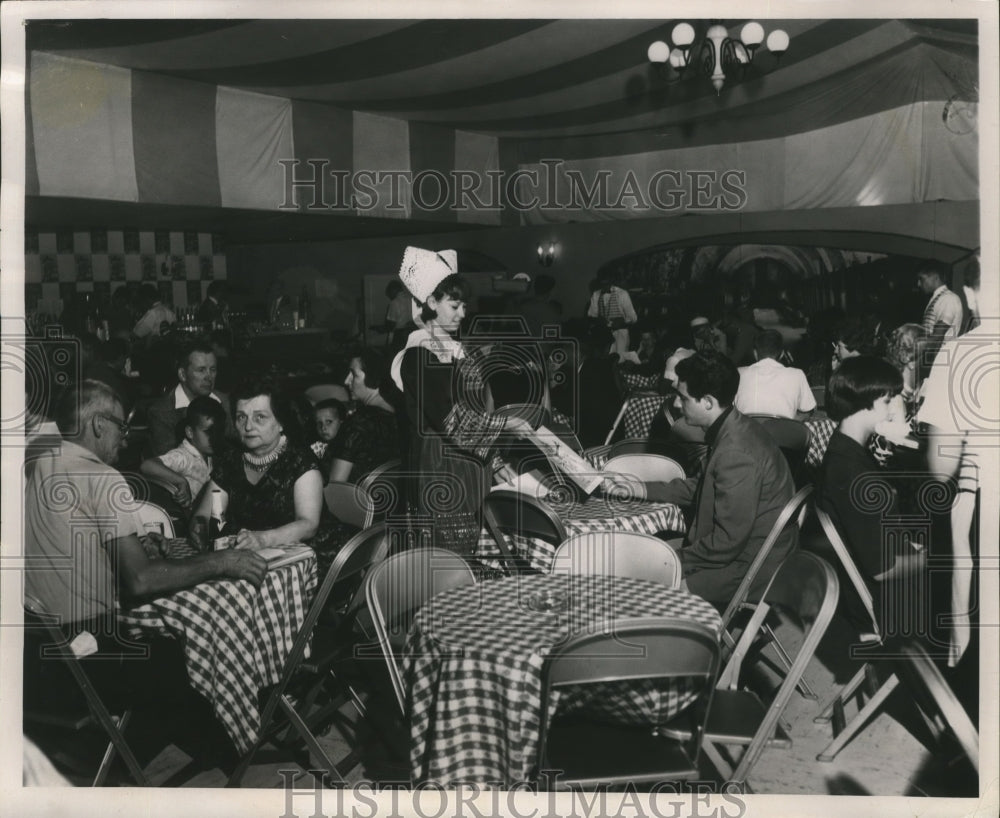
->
<box><xmin>25</xmin><ymin>17</ymin><xmax>980</xmax><ymax>228</ymax></box>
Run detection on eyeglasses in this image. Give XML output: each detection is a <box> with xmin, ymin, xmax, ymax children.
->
<box><xmin>98</xmin><ymin>413</ymin><xmax>131</xmax><ymax>437</ymax></box>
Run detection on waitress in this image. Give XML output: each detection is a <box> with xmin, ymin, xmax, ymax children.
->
<box><xmin>391</xmin><ymin>247</ymin><xmax>531</xmax><ymax>556</ymax></box>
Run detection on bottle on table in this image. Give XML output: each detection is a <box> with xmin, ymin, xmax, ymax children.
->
<box><xmin>208</xmin><ymin>488</ymin><xmax>229</xmax><ymax>547</ymax></box>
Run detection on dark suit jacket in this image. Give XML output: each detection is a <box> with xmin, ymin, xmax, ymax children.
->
<box><xmin>146</xmin><ymin>387</ymin><xmax>232</xmax><ymax>456</ymax></box>
<box><xmin>645</xmin><ymin>408</ymin><xmax>796</xmax><ymax>605</ymax></box>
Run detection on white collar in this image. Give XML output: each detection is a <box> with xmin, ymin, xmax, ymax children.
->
<box><xmin>173</xmin><ymin>384</ymin><xmax>222</xmax><ymax>410</ymax></box>
<box><xmin>390</xmin><ymin>324</ymin><xmax>466</xmax><ymax>391</ymax></box>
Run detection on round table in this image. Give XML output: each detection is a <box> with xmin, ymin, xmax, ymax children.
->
<box><xmin>117</xmin><ymin>541</ymin><xmax>317</xmax><ymax>754</ymax></box>
<box><xmin>477</xmin><ymin>494</ymin><xmax>687</xmax><ymax>573</ymax></box>
<box><xmin>404</xmin><ymin>573</ymin><xmax>722</xmax><ymax>786</ymax></box>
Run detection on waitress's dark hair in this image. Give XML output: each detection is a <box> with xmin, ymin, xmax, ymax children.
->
<box><xmin>420</xmin><ymin>273</ymin><xmax>470</xmax><ymax>323</ymax></box>
<box><xmin>231</xmin><ymin>375</ymin><xmax>295</xmax><ymax>436</ymax></box>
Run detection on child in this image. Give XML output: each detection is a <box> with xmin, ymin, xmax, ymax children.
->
<box><xmin>311</xmin><ymin>398</ymin><xmax>346</xmax><ymax>480</ymax></box>
<box><xmin>140</xmin><ymin>396</ymin><xmax>226</xmax><ymax>508</ymax></box>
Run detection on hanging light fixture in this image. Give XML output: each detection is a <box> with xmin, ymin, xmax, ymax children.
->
<box><xmin>647</xmin><ymin>21</ymin><xmax>789</xmax><ymax>94</ymax></box>
<box><xmin>537</xmin><ymin>241</ymin><xmax>557</xmax><ymax>267</ymax></box>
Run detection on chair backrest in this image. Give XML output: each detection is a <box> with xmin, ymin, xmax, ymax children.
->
<box><xmin>893</xmin><ymin>639</ymin><xmax>979</xmax><ymax>772</ymax></box>
<box><xmin>815</xmin><ymin>506</ymin><xmax>881</xmax><ymax>640</ymax></box>
<box><xmin>324</xmin><ymin>481</ymin><xmax>375</xmax><ymax>529</ymax></box>
<box><xmin>495</xmin><ymin>402</ymin><xmax>550</xmax><ymax>429</ymax></box>
<box><xmin>365</xmin><ymin>547</ymin><xmax>477</xmax><ymax>714</ymax></box>
<box><xmin>720</xmin><ymin>483</ymin><xmax>813</xmax><ymax>630</ymax></box>
<box><xmin>304</xmin><ymin>384</ymin><xmax>350</xmax><ymax>405</ymax></box>
<box><xmin>537</xmin><ymin>618</ymin><xmax>720</xmax><ymax>771</ymax></box>
<box><xmin>357</xmin><ymin>459</ymin><xmax>403</xmax><ymax>518</ymax></box>
<box><xmin>603</xmin><ymin>453</ymin><xmax>685</xmax><ymax>483</ymax></box>
<box><xmin>550</xmin><ymin>532</ymin><xmax>682</xmax><ymax>589</ymax></box>
<box><xmin>728</xmin><ymin>551</ymin><xmax>839</xmax><ymax>783</ymax></box>
<box><xmin>256</xmin><ymin>525</ymin><xmax>391</xmax><ymax>729</ymax></box>
<box><xmin>747</xmin><ymin>415</ymin><xmax>810</xmax><ymax>479</ymax></box>
<box><xmin>608</xmin><ymin>438</ymin><xmax>650</xmax><ymax>458</ymax></box>
<box><xmin>483</xmin><ymin>489</ymin><xmax>568</xmax><ymax>556</ymax></box>
<box><xmin>135</xmin><ymin>500</ymin><xmax>175</xmax><ymax>538</ymax></box>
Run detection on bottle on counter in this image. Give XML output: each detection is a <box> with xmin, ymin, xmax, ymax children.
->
<box><xmin>298</xmin><ymin>286</ymin><xmax>310</xmax><ymax>329</ymax></box>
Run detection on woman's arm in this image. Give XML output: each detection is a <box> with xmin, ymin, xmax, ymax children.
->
<box><xmin>233</xmin><ymin>470</ymin><xmax>322</xmax><ymax>549</ymax></box>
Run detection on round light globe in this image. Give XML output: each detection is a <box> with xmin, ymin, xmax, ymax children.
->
<box><xmin>741</xmin><ymin>22</ymin><xmax>764</xmax><ymax>46</ymax></box>
<box><xmin>671</xmin><ymin>22</ymin><xmax>695</xmax><ymax>47</ymax></box>
<box><xmin>647</xmin><ymin>40</ymin><xmax>670</xmax><ymax>63</ymax></box>
<box><xmin>767</xmin><ymin>29</ymin><xmax>790</xmax><ymax>54</ymax></box>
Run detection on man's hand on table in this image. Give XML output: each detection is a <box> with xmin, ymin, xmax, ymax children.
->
<box><xmin>216</xmin><ymin>548</ymin><xmax>267</xmax><ymax>587</ymax></box>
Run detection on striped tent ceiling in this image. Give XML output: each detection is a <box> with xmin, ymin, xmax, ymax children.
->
<box><xmin>28</xmin><ymin>17</ymin><xmax>978</xmax><ymax>143</ymax></box>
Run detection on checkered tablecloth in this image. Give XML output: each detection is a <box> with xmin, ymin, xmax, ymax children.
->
<box><xmin>404</xmin><ymin>573</ymin><xmax>722</xmax><ymax>786</ymax></box>
<box><xmin>622</xmin><ymin>395</ymin><xmax>668</xmax><ymax>439</ymax></box>
<box><xmin>805</xmin><ymin>418</ymin><xmax>836</xmax><ymax>468</ymax></box>
<box><xmin>117</xmin><ymin>543</ymin><xmax>317</xmax><ymax>754</ymax></box>
<box><xmin>477</xmin><ymin>495</ymin><xmax>687</xmax><ymax>573</ymax></box>
<box><xmin>620</xmin><ymin>371</ymin><xmax>660</xmax><ymax>393</ymax></box>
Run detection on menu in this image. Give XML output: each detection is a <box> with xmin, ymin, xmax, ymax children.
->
<box><xmin>523</xmin><ymin>425</ymin><xmax>604</xmax><ymax>495</ymax></box>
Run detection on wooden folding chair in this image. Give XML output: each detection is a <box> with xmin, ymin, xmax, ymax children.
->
<box><xmin>536</xmin><ymin>618</ymin><xmax>721</xmax><ymax>788</ymax></box>
<box><xmin>226</xmin><ymin>525</ymin><xmax>390</xmax><ymax>786</ymax></box>
<box><xmin>323</xmin><ymin>481</ymin><xmax>375</xmax><ymax>529</ymax></box>
<box><xmin>550</xmin><ymin>532</ymin><xmax>682</xmax><ymax>589</ymax></box>
<box><xmin>483</xmin><ymin>489</ymin><xmax>567</xmax><ymax>574</ymax></box>
<box><xmin>673</xmin><ymin>552</ymin><xmax>839</xmax><ymax>788</ymax></box>
<box><xmin>364</xmin><ymin>548</ymin><xmax>477</xmax><ymax>716</ymax></box>
<box><xmin>812</xmin><ymin>506</ymin><xmax>901</xmax><ymax>762</ymax></box>
<box><xmin>23</xmin><ymin>596</ymin><xmax>149</xmax><ymax>786</ymax></box>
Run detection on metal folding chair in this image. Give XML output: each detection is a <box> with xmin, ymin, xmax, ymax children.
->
<box><xmin>357</xmin><ymin>459</ymin><xmax>403</xmax><ymax>519</ymax></box>
<box><xmin>226</xmin><ymin>525</ymin><xmax>390</xmax><ymax>786</ymax></box>
<box><xmin>483</xmin><ymin>488</ymin><xmax>567</xmax><ymax>574</ymax></box>
<box><xmin>602</xmin><ymin>452</ymin><xmax>685</xmax><ymax>483</ymax></box>
<box><xmin>23</xmin><ymin>595</ymin><xmax>149</xmax><ymax>786</ymax></box>
<box><xmin>364</xmin><ymin>548</ymin><xmax>477</xmax><ymax>716</ymax></box>
<box><xmin>680</xmin><ymin>552</ymin><xmax>839</xmax><ymax>788</ymax></box>
<box><xmin>607</xmin><ymin>438</ymin><xmax>651</xmax><ymax>458</ymax></box>
<box><xmin>323</xmin><ymin>481</ymin><xmax>375</xmax><ymax>529</ymax></box>
<box><xmin>550</xmin><ymin>532</ymin><xmax>682</xmax><ymax>589</ymax></box>
<box><xmin>536</xmin><ymin>618</ymin><xmax>721</xmax><ymax>788</ymax></box>
<box><xmin>812</xmin><ymin>506</ymin><xmax>901</xmax><ymax>762</ymax></box>
<box><xmin>746</xmin><ymin>414</ymin><xmax>810</xmax><ymax>486</ymax></box>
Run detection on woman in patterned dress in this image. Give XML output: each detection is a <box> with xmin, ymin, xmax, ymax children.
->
<box><xmin>392</xmin><ymin>247</ymin><xmax>531</xmax><ymax>555</ymax></box>
<box><xmin>190</xmin><ymin>376</ymin><xmax>344</xmax><ymax>571</ymax></box>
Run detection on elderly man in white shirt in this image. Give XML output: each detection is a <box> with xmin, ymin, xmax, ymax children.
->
<box><xmin>735</xmin><ymin>329</ymin><xmax>816</xmax><ymax>420</ymax></box>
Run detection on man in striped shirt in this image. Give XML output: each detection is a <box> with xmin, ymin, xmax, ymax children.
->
<box><xmin>917</xmin><ymin>262</ymin><xmax>963</xmax><ymax>365</ymax></box>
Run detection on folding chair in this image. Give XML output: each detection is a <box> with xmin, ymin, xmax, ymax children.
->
<box><xmin>357</xmin><ymin>459</ymin><xmax>403</xmax><ymax>519</ymax></box>
<box><xmin>812</xmin><ymin>506</ymin><xmax>901</xmax><ymax>762</ymax></box>
<box><xmin>603</xmin><ymin>453</ymin><xmax>685</xmax><ymax>483</ymax></box>
<box><xmin>608</xmin><ymin>438</ymin><xmax>651</xmax><ymax>458</ymax></box>
<box><xmin>226</xmin><ymin>524</ymin><xmax>390</xmax><ymax>786</ymax></box>
<box><xmin>746</xmin><ymin>415</ymin><xmax>810</xmax><ymax>486</ymax></box>
<box><xmin>717</xmin><ymin>484</ymin><xmax>815</xmax><ymax>699</ymax></box>
<box><xmin>550</xmin><ymin>532</ymin><xmax>682</xmax><ymax>589</ymax></box>
<box><xmin>323</xmin><ymin>481</ymin><xmax>375</xmax><ymax>529</ymax></box>
<box><xmin>535</xmin><ymin>618</ymin><xmax>720</xmax><ymax>788</ymax></box>
<box><xmin>675</xmin><ymin>552</ymin><xmax>839</xmax><ymax>788</ymax></box>
<box><xmin>134</xmin><ymin>499</ymin><xmax>175</xmax><ymax>538</ymax></box>
<box><xmin>23</xmin><ymin>595</ymin><xmax>149</xmax><ymax>786</ymax></box>
<box><xmin>483</xmin><ymin>489</ymin><xmax>567</xmax><ymax>574</ymax></box>
<box><xmin>495</xmin><ymin>402</ymin><xmax>550</xmax><ymax>429</ymax></box>
<box><xmin>304</xmin><ymin>384</ymin><xmax>350</xmax><ymax>405</ymax></box>
<box><xmin>364</xmin><ymin>548</ymin><xmax>477</xmax><ymax>716</ymax></box>
<box><xmin>893</xmin><ymin>639</ymin><xmax>979</xmax><ymax>773</ymax></box>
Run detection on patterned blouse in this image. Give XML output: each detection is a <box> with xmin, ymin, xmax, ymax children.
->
<box><xmin>329</xmin><ymin>404</ymin><xmax>401</xmax><ymax>483</ymax></box>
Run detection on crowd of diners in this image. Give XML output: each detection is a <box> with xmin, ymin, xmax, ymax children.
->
<box><xmin>22</xmin><ymin>245</ymin><xmax>982</xmax><ymax>781</ymax></box>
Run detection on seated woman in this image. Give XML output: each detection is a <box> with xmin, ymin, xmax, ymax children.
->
<box><xmin>817</xmin><ymin>357</ymin><xmax>928</xmax><ymax>639</ymax></box>
<box><xmin>329</xmin><ymin>349</ymin><xmax>400</xmax><ymax>484</ymax></box>
<box><xmin>191</xmin><ymin>376</ymin><xmax>345</xmax><ymax>571</ymax></box>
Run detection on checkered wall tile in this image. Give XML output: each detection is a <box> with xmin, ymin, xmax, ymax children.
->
<box><xmin>24</xmin><ymin>228</ymin><xmax>227</xmax><ymax>312</ymax></box>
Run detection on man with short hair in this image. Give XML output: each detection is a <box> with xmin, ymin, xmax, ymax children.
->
<box><xmin>643</xmin><ymin>352</ymin><xmax>796</xmax><ymax>605</ymax></box>
<box><xmin>735</xmin><ymin>329</ymin><xmax>816</xmax><ymax>419</ymax></box>
<box><xmin>195</xmin><ymin>280</ymin><xmax>228</xmax><ymax>328</ymax></box>
<box><xmin>25</xmin><ymin>380</ymin><xmax>265</xmax><ymax>634</ymax></box>
<box><xmin>917</xmin><ymin>261</ymin><xmax>963</xmax><ymax>351</ymax></box>
<box><xmin>146</xmin><ymin>339</ymin><xmax>231</xmax><ymax>455</ymax></box>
